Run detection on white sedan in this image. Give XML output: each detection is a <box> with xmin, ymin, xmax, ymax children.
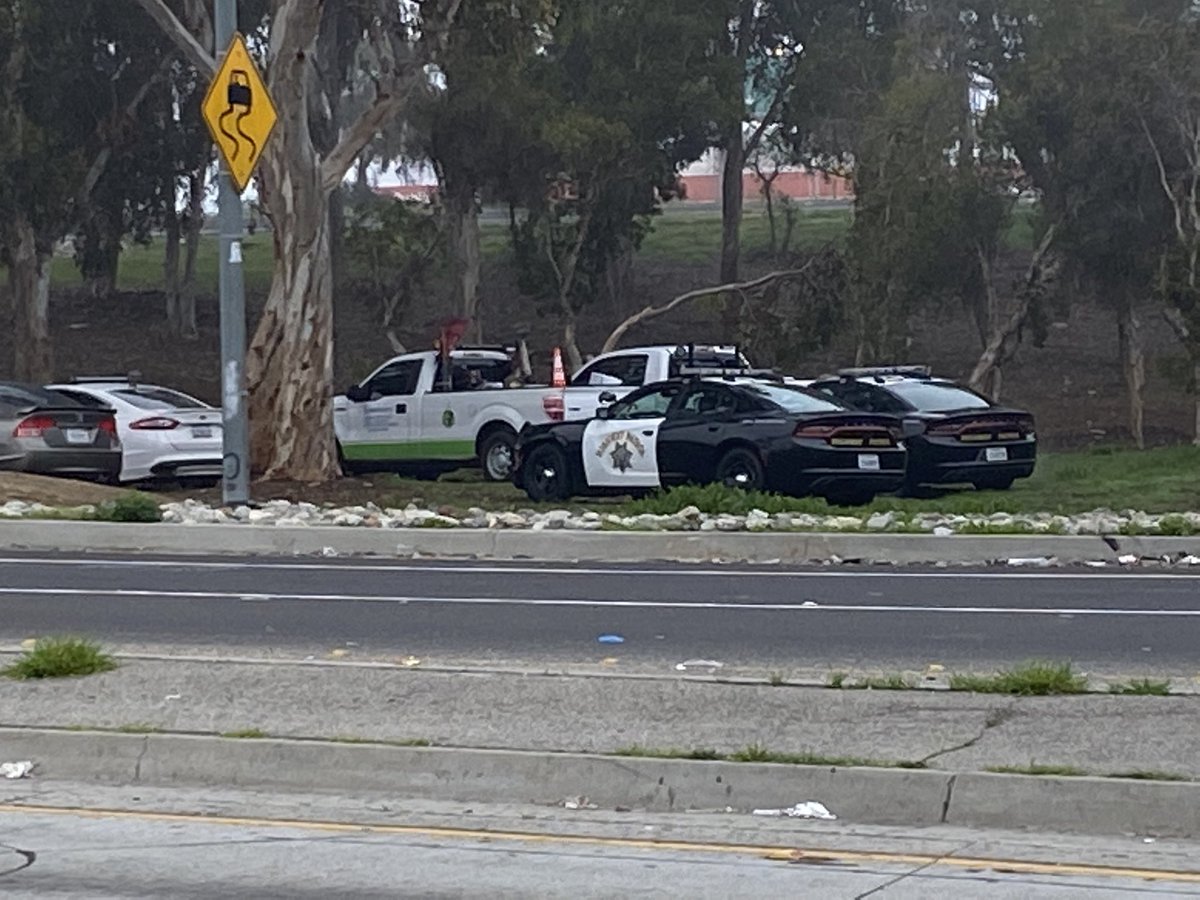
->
<box><xmin>46</xmin><ymin>379</ymin><xmax>224</xmax><ymax>486</ymax></box>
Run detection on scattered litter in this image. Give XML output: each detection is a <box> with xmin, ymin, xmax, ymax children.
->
<box><xmin>19</xmin><ymin>638</ymin><xmax>36</xmax><ymax>650</ymax></box>
<box><xmin>675</xmin><ymin>659</ymin><xmax>724</xmax><ymax>672</ymax></box>
<box><xmin>398</xmin><ymin>656</ymin><xmax>422</xmax><ymax>668</ymax></box>
<box><xmin>345</xmin><ymin>641</ymin><xmax>360</xmax><ymax>648</ymax></box>
<box><xmin>926</xmin><ymin>664</ymin><xmax>945</xmax><ymax>674</ymax></box>
<box><xmin>1083</xmin><ymin>560</ymin><xmax>1108</xmax><ymax>568</ymax></box>
<box><xmin>561</xmin><ymin>796</ymin><xmax>598</xmax><ymax>810</ymax></box>
<box><xmin>932</xmin><ymin>526</ymin><xmax>954</xmax><ymax>537</ymax></box>
<box><xmin>1006</xmin><ymin>556</ymin><xmax>1056</xmax><ymax>568</ymax></box>
<box><xmin>1143</xmin><ymin>837</ymin><xmax>1156</xmax><ymax>844</ymax></box>
<box><xmin>1118</xmin><ymin>554</ymin><xmax>1139</xmax><ymax>566</ymax></box>
<box><xmin>801</xmin><ymin>600</ymin><xmax>819</xmax><ymax>608</ymax></box>
<box><xmin>328</xmin><ymin>648</ymin><xmax>349</xmax><ymax>659</ymax></box>
<box><xmin>597</xmin><ymin>634</ymin><xmax>625</xmax><ymax>644</ymax></box>
<box><xmin>752</xmin><ymin>801</ymin><xmax>836</xmax><ymax>820</ymax></box>
<box><xmin>601</xmin><ymin>657</ymin><xmax>619</xmax><ymax>666</ymax></box>
<box><xmin>164</xmin><ymin>693</ymin><xmax>182</xmax><ymax>701</ymax></box>
<box><xmin>1</xmin><ymin>761</ymin><xmax>34</xmax><ymax>780</ymax></box>
<box><xmin>1180</xmin><ymin>555</ymin><xmax>1200</xmax><ymax>567</ymax></box>
<box><xmin>321</xmin><ymin>546</ymin><xmax>339</xmax><ymax>557</ymax></box>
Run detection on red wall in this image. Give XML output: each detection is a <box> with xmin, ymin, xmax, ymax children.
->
<box><xmin>679</xmin><ymin>171</ymin><xmax>852</xmax><ymax>203</ymax></box>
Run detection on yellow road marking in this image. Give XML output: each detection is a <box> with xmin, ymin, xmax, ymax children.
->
<box><xmin>0</xmin><ymin>803</ymin><xmax>1198</xmax><ymax>883</ymax></box>
<box><xmin>0</xmin><ymin>806</ymin><xmax>1195</xmax><ymax>883</ymax></box>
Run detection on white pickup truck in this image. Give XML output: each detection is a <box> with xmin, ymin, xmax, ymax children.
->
<box><xmin>334</xmin><ymin>344</ymin><xmax>751</xmax><ymax>480</ymax></box>
<box><xmin>561</xmin><ymin>344</ymin><xmax>750</xmax><ymax>421</ymax></box>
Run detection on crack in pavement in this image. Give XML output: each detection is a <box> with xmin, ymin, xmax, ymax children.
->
<box><xmin>853</xmin><ymin>839</ymin><xmax>979</xmax><ymax>899</ymax></box>
<box><xmin>133</xmin><ymin>734</ymin><xmax>149</xmax><ymax>783</ymax></box>
<box><xmin>915</xmin><ymin>701</ymin><xmax>1019</xmax><ymax>768</ymax></box>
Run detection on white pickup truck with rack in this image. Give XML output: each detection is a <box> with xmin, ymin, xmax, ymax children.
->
<box><xmin>333</xmin><ymin>343</ymin><xmax>752</xmax><ymax>480</ymax></box>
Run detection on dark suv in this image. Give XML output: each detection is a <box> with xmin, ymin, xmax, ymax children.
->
<box><xmin>808</xmin><ymin>367</ymin><xmax>1036</xmax><ymax>491</ymax></box>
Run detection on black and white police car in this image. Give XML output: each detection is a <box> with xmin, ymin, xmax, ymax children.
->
<box><xmin>808</xmin><ymin>367</ymin><xmax>1036</xmax><ymax>491</ymax></box>
<box><xmin>512</xmin><ymin>374</ymin><xmax>907</xmax><ymax>505</ymax></box>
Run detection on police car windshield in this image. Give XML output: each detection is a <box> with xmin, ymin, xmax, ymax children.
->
<box><xmin>741</xmin><ymin>383</ymin><xmax>845</xmax><ymax>413</ymax></box>
<box><xmin>886</xmin><ymin>381</ymin><xmax>990</xmax><ymax>412</ymax></box>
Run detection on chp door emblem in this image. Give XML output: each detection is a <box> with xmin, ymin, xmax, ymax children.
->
<box><xmin>441</xmin><ymin>409</ymin><xmax>455</xmax><ymax>428</ymax></box>
<box><xmin>595</xmin><ymin>430</ymin><xmax>646</xmax><ymax>473</ymax></box>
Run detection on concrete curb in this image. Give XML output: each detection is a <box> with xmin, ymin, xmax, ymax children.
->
<box><xmin>3</xmin><ymin>728</ymin><xmax>1197</xmax><ymax>837</ymax></box>
<box><xmin>3</xmin><ymin>519</ymin><xmax>1199</xmax><ymax>564</ymax></box>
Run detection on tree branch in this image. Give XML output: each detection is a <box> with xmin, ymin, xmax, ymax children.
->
<box><xmin>601</xmin><ymin>261</ymin><xmax>816</xmax><ymax>354</ymax></box>
<box><xmin>133</xmin><ymin>0</ymin><xmax>216</xmax><ymax>75</ymax></box>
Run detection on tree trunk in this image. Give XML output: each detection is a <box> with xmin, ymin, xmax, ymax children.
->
<box><xmin>164</xmin><ymin>204</ymin><xmax>182</xmax><ymax>334</ymax></box>
<box><xmin>1117</xmin><ymin>298</ymin><xmax>1146</xmax><ymax>450</ymax></box>
<box><xmin>445</xmin><ymin>178</ymin><xmax>481</xmax><ymax>341</ymax></box>
<box><xmin>8</xmin><ymin>217</ymin><xmax>53</xmax><ymax>382</ymax></box>
<box><xmin>248</xmin><ymin>152</ymin><xmax>338</xmax><ymax>482</ymax></box>
<box><xmin>719</xmin><ymin>137</ymin><xmax>746</xmax><ymax>340</ymax></box>
<box><xmin>177</xmin><ymin>168</ymin><xmax>205</xmax><ymax>341</ymax></box>
<box><xmin>1193</xmin><ymin>359</ymin><xmax>1200</xmax><ymax>448</ymax></box>
<box><xmin>78</xmin><ymin>211</ymin><xmax>122</xmax><ymax>299</ymax></box>
<box><xmin>328</xmin><ymin>186</ymin><xmax>346</xmax><ymax>295</ymax></box>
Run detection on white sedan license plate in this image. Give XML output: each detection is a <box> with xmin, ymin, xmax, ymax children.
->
<box><xmin>64</xmin><ymin>428</ymin><xmax>92</xmax><ymax>445</ymax></box>
<box><xmin>857</xmin><ymin>453</ymin><xmax>881</xmax><ymax>471</ymax></box>
<box><xmin>986</xmin><ymin>447</ymin><xmax>1009</xmax><ymax>462</ymax></box>
<box><xmin>192</xmin><ymin>426</ymin><xmax>213</xmax><ymax>438</ymax></box>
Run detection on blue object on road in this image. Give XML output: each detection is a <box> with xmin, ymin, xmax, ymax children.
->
<box><xmin>597</xmin><ymin>634</ymin><xmax>625</xmax><ymax>644</ymax></box>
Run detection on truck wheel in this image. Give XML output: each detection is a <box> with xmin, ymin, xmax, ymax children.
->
<box><xmin>479</xmin><ymin>428</ymin><xmax>518</xmax><ymax>482</ymax></box>
<box><xmin>522</xmin><ymin>444</ymin><xmax>572</xmax><ymax>502</ymax></box>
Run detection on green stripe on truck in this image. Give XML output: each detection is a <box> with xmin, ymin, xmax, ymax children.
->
<box><xmin>341</xmin><ymin>440</ymin><xmax>476</xmax><ymax>461</ymax></box>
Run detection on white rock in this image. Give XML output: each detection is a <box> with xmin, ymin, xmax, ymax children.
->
<box><xmin>932</xmin><ymin>525</ymin><xmax>954</xmax><ymax>537</ymax></box>
<box><xmin>866</xmin><ymin>512</ymin><xmax>895</xmax><ymax>530</ymax></box>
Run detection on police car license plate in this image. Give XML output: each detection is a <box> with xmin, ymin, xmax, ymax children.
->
<box><xmin>986</xmin><ymin>447</ymin><xmax>1008</xmax><ymax>462</ymax></box>
<box><xmin>857</xmin><ymin>453</ymin><xmax>881</xmax><ymax>471</ymax></box>
<box><xmin>64</xmin><ymin>428</ymin><xmax>92</xmax><ymax>445</ymax></box>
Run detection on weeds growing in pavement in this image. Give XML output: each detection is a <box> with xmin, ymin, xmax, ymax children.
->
<box><xmin>846</xmin><ymin>674</ymin><xmax>914</xmax><ymax>691</ymax></box>
<box><xmin>2</xmin><ymin>637</ymin><xmax>117</xmax><ymax>680</ymax></box>
<box><xmin>1108</xmin><ymin>679</ymin><xmax>1171</xmax><ymax>696</ymax></box>
<box><xmin>90</xmin><ymin>492</ymin><xmax>163</xmax><ymax>523</ymax></box>
<box><xmin>1107</xmin><ymin>770</ymin><xmax>1191</xmax><ymax>782</ymax></box>
<box><xmin>613</xmin><ymin>745</ymin><xmax>721</xmax><ymax>761</ymax></box>
<box><xmin>949</xmin><ymin>661</ymin><xmax>1087</xmax><ymax>696</ymax></box>
<box><xmin>221</xmin><ymin>728</ymin><xmax>269</xmax><ymax>739</ymax></box>
<box><xmin>828</xmin><ymin>672</ymin><xmax>848</xmax><ymax>688</ymax></box>
<box><xmin>614</xmin><ymin>743</ymin><xmax>909</xmax><ymax>769</ymax></box>
<box><xmin>986</xmin><ymin>763</ymin><xmax>1088</xmax><ymax>777</ymax></box>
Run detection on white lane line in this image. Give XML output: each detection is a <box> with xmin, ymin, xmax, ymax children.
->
<box><xmin>1</xmin><ymin>586</ymin><xmax>1198</xmax><ymax>616</ymax></box>
<box><xmin>0</xmin><ymin>556</ymin><xmax>1198</xmax><ymax>581</ymax></box>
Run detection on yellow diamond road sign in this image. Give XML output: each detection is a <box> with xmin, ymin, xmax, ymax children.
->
<box><xmin>201</xmin><ymin>32</ymin><xmax>277</xmax><ymax>194</ymax></box>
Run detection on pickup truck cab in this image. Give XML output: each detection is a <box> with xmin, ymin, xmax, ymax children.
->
<box><xmin>564</xmin><ymin>344</ymin><xmax>750</xmax><ymax>421</ymax></box>
<box><xmin>334</xmin><ymin>348</ymin><xmax>561</xmax><ymax>481</ymax></box>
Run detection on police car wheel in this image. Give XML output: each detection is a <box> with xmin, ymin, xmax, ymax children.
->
<box><xmin>522</xmin><ymin>443</ymin><xmax>571</xmax><ymax>501</ymax></box>
<box><xmin>715</xmin><ymin>448</ymin><xmax>764</xmax><ymax>492</ymax></box>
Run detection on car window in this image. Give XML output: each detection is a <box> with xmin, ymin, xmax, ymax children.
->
<box><xmin>674</xmin><ymin>383</ymin><xmax>737</xmax><ymax>418</ymax></box>
<box><xmin>817</xmin><ymin>382</ymin><xmax>907</xmax><ymax>414</ymax></box>
<box><xmin>432</xmin><ymin>358</ymin><xmax>511</xmax><ymax>392</ymax></box>
<box><xmin>114</xmin><ymin>387</ymin><xmax>208</xmax><ymax>409</ymax></box>
<box><xmin>572</xmin><ymin>354</ymin><xmax>648</xmax><ymax>388</ymax></box>
<box><xmin>367</xmin><ymin>360</ymin><xmax>423</xmax><ymax>397</ymax></box>
<box><xmin>737</xmin><ymin>383</ymin><xmax>847</xmax><ymax>414</ymax></box>
<box><xmin>0</xmin><ymin>385</ymin><xmax>80</xmax><ymax>409</ymax></box>
<box><xmin>51</xmin><ymin>389</ymin><xmax>111</xmax><ymax>409</ymax></box>
<box><xmin>608</xmin><ymin>383</ymin><xmax>682</xmax><ymax>419</ymax></box>
<box><xmin>886</xmin><ymin>381</ymin><xmax>991</xmax><ymax>412</ymax></box>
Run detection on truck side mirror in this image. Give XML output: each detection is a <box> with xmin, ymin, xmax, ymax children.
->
<box><xmin>599</xmin><ymin>391</ymin><xmax>617</xmax><ymax>405</ymax></box>
<box><xmin>346</xmin><ymin>384</ymin><xmax>371</xmax><ymax>403</ymax></box>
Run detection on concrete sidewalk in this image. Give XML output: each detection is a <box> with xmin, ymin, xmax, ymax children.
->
<box><xmin>3</xmin><ymin>659</ymin><xmax>1197</xmax><ymax>779</ymax></box>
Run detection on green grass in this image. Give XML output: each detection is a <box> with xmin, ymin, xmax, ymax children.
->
<box><xmin>90</xmin><ymin>492</ymin><xmax>163</xmax><ymax>524</ymax></box>
<box><xmin>828</xmin><ymin>672</ymin><xmax>848</xmax><ymax>688</ymax></box>
<box><xmin>767</xmin><ymin>671</ymin><xmax>787</xmax><ymax>686</ymax></box>
<box><xmin>1108</xmin><ymin>679</ymin><xmax>1172</xmax><ymax>696</ymax></box>
<box><xmin>845</xmin><ymin>674</ymin><xmax>914</xmax><ymax>691</ymax></box>
<box><xmin>986</xmin><ymin>763</ymin><xmax>1088</xmax><ymax>777</ymax></box>
<box><xmin>220</xmin><ymin>728</ymin><xmax>269</xmax><ymax>739</ymax></box>
<box><xmin>613</xmin><ymin>745</ymin><xmax>722</xmax><ymax>761</ymax></box>
<box><xmin>2</xmin><ymin>637</ymin><xmax>118</xmax><ymax>680</ymax></box>
<box><xmin>949</xmin><ymin>661</ymin><xmax>1088</xmax><ymax>696</ymax></box>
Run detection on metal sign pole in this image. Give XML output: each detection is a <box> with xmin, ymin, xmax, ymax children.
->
<box><xmin>214</xmin><ymin>0</ymin><xmax>249</xmax><ymax>506</ymax></box>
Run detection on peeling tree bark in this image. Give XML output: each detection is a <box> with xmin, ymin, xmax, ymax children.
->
<box><xmin>8</xmin><ymin>217</ymin><xmax>53</xmax><ymax>382</ymax></box>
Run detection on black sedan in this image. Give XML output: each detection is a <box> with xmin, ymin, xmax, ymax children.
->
<box><xmin>512</xmin><ymin>377</ymin><xmax>906</xmax><ymax>505</ymax></box>
<box><xmin>809</xmin><ymin>368</ymin><xmax>1036</xmax><ymax>491</ymax></box>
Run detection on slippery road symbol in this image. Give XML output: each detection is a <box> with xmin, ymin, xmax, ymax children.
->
<box><xmin>219</xmin><ymin>71</ymin><xmax>257</xmax><ymax>163</ymax></box>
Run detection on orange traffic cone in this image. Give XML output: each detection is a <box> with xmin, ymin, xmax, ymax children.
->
<box><xmin>551</xmin><ymin>346</ymin><xmax>567</xmax><ymax>388</ymax></box>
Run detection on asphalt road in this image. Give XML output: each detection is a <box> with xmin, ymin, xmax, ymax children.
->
<box><xmin>3</xmin><ymin>553</ymin><xmax>1200</xmax><ymax>673</ymax></box>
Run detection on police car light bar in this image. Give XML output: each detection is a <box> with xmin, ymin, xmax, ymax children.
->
<box><xmin>70</xmin><ymin>371</ymin><xmax>143</xmax><ymax>386</ymax></box>
<box><xmin>836</xmin><ymin>365</ymin><xmax>932</xmax><ymax>379</ymax></box>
